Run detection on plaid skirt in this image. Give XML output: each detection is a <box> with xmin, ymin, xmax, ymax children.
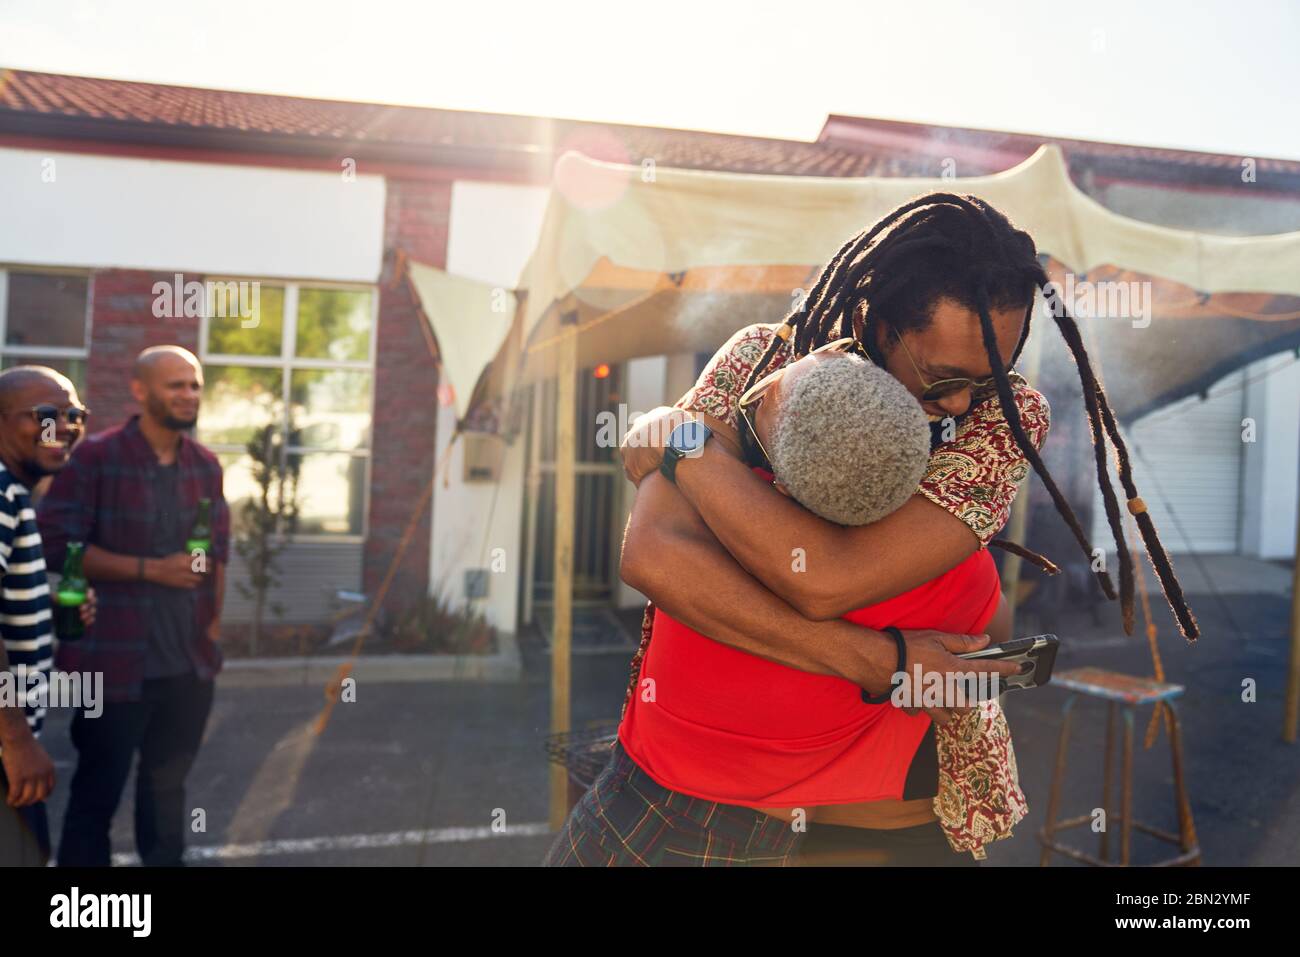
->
<box><xmin>543</xmin><ymin>740</ymin><xmax>801</xmax><ymax>867</ymax></box>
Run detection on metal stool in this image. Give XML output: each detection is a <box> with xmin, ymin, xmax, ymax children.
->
<box><xmin>1039</xmin><ymin>667</ymin><xmax>1200</xmax><ymax>866</ymax></box>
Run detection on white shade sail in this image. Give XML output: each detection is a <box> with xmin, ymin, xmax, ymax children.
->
<box><xmin>411</xmin><ymin>143</ymin><xmax>1300</xmax><ymax>423</ymax></box>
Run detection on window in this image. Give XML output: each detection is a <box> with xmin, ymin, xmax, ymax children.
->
<box><xmin>0</xmin><ymin>268</ymin><xmax>91</xmax><ymax>394</ymax></box>
<box><xmin>199</xmin><ymin>282</ymin><xmax>376</xmax><ymax>540</ymax></box>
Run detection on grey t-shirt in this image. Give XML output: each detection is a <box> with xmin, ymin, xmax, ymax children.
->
<box><xmin>143</xmin><ymin>462</ymin><xmax>197</xmax><ymax>679</ymax></box>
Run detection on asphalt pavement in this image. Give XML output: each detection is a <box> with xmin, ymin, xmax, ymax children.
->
<box><xmin>36</xmin><ymin>557</ymin><xmax>1300</xmax><ymax>866</ymax></box>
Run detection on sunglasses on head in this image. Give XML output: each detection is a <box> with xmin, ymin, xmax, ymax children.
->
<box><xmin>24</xmin><ymin>404</ymin><xmax>90</xmax><ymax>428</ymax></box>
<box><xmin>735</xmin><ymin>338</ymin><xmax>867</xmax><ymax>471</ymax></box>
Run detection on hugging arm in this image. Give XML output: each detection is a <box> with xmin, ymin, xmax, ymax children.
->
<box><xmin>620</xmin><ymin>470</ymin><xmax>900</xmax><ymax>693</ymax></box>
<box><xmin>621</xmin><ymin>468</ymin><xmax>1021</xmax><ymax>712</ymax></box>
<box><xmin>668</xmin><ymin>438</ymin><xmax>979</xmax><ymax>620</ymax></box>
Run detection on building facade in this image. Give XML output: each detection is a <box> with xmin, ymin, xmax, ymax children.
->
<box><xmin>2</xmin><ymin>69</ymin><xmax>1295</xmax><ymax>636</ymax></box>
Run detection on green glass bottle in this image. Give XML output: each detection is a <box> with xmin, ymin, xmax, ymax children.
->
<box><xmin>186</xmin><ymin>498</ymin><xmax>212</xmax><ymax>560</ymax></box>
<box><xmin>54</xmin><ymin>541</ymin><xmax>87</xmax><ymax>641</ymax></box>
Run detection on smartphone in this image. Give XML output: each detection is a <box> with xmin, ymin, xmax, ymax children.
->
<box><xmin>957</xmin><ymin>633</ymin><xmax>1059</xmax><ymax>695</ymax></box>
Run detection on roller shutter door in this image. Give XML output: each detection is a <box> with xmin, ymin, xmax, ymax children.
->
<box><xmin>1091</xmin><ymin>369</ymin><xmax>1245</xmax><ymax>554</ymax></box>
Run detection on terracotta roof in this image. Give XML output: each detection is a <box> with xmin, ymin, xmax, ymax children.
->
<box><xmin>0</xmin><ymin>68</ymin><xmax>916</xmax><ymax>178</ymax></box>
<box><xmin>819</xmin><ymin>114</ymin><xmax>1300</xmax><ymax>190</ymax></box>
<box><xmin>9</xmin><ymin>68</ymin><xmax>1286</xmax><ymax>190</ymax></box>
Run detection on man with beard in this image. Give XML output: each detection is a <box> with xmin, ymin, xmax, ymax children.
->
<box><xmin>39</xmin><ymin>345</ymin><xmax>229</xmax><ymax>866</ymax></box>
<box><xmin>0</xmin><ymin>366</ymin><xmax>95</xmax><ymax>865</ymax></box>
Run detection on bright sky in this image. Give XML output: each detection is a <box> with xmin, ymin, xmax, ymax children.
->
<box><xmin>2</xmin><ymin>0</ymin><xmax>1298</xmax><ymax>160</ymax></box>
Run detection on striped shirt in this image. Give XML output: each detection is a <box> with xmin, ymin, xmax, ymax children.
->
<box><xmin>0</xmin><ymin>462</ymin><xmax>54</xmax><ymax>739</ymax></box>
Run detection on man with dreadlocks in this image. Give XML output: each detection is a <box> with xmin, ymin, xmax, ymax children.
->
<box><xmin>559</xmin><ymin>194</ymin><xmax>1195</xmax><ymax>865</ymax></box>
<box><xmin>545</xmin><ymin>346</ymin><xmax>1029</xmax><ymax>867</ymax></box>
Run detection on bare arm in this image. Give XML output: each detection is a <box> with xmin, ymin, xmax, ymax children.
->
<box><xmin>82</xmin><ymin>545</ymin><xmax>205</xmax><ymax>589</ymax></box>
<box><xmin>0</xmin><ymin>642</ymin><xmax>56</xmax><ymax>807</ymax></box>
<box><xmin>83</xmin><ymin>544</ymin><xmax>145</xmax><ymax>582</ymax></box>
<box><xmin>622</xmin><ymin>471</ymin><xmax>899</xmax><ymax>691</ymax></box>
<box><xmin>671</xmin><ymin>439</ymin><xmax>979</xmax><ymax>620</ymax></box>
<box><xmin>621</xmin><ymin>470</ymin><xmax>1019</xmax><ymax>699</ymax></box>
<box><xmin>0</xmin><ymin>643</ymin><xmax>35</xmax><ymax>745</ymax></box>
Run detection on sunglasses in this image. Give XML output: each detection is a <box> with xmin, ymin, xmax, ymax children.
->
<box><xmin>736</xmin><ymin>338</ymin><xmax>865</xmax><ymax>472</ymax></box>
<box><xmin>23</xmin><ymin>404</ymin><xmax>90</xmax><ymax>429</ymax></box>
<box><xmin>892</xmin><ymin>331</ymin><xmax>1000</xmax><ymax>403</ymax></box>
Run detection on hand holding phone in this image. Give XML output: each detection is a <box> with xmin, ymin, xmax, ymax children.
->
<box><xmin>956</xmin><ymin>634</ymin><xmax>1060</xmax><ymax>694</ymax></box>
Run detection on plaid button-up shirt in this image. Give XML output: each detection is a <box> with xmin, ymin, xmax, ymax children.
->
<box><xmin>37</xmin><ymin>415</ymin><xmax>231</xmax><ymax>703</ymax></box>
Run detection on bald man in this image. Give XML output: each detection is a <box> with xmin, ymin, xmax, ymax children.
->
<box><xmin>38</xmin><ymin>345</ymin><xmax>230</xmax><ymax>867</ymax></box>
<box><xmin>0</xmin><ymin>366</ymin><xmax>95</xmax><ymax>865</ymax></box>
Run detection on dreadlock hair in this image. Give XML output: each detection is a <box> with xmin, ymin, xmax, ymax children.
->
<box><xmin>742</xmin><ymin>193</ymin><xmax>1199</xmax><ymax>642</ymax></box>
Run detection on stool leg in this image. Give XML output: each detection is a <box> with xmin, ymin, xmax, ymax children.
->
<box><xmin>1164</xmin><ymin>699</ymin><xmax>1200</xmax><ymax>864</ymax></box>
<box><xmin>1040</xmin><ymin>694</ymin><xmax>1077</xmax><ymax>867</ymax></box>
<box><xmin>1100</xmin><ymin>701</ymin><xmax>1117</xmax><ymax>863</ymax></box>
<box><xmin>1120</xmin><ymin>706</ymin><xmax>1135</xmax><ymax>866</ymax></box>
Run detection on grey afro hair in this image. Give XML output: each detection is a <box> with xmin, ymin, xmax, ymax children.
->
<box><xmin>769</xmin><ymin>356</ymin><xmax>931</xmax><ymax>526</ymax></box>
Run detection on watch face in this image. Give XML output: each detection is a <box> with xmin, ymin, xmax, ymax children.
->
<box><xmin>668</xmin><ymin>420</ymin><xmax>710</xmax><ymax>456</ymax></box>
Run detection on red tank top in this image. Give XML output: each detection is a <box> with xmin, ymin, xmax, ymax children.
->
<box><xmin>619</xmin><ymin>548</ymin><xmax>1001</xmax><ymax>807</ymax></box>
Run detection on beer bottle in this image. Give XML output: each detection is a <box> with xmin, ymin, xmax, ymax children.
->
<box><xmin>54</xmin><ymin>541</ymin><xmax>87</xmax><ymax>641</ymax></box>
<box><xmin>186</xmin><ymin>498</ymin><xmax>212</xmax><ymax>566</ymax></box>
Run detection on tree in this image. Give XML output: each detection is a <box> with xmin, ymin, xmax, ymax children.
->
<box><xmin>234</xmin><ymin>421</ymin><xmax>300</xmax><ymax>655</ymax></box>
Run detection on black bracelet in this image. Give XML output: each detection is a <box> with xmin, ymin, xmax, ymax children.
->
<box><xmin>861</xmin><ymin>626</ymin><xmax>906</xmax><ymax>704</ymax></box>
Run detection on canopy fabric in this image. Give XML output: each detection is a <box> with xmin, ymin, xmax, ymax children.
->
<box><xmin>406</xmin><ymin>259</ymin><xmax>516</xmax><ymax>419</ymax></box>
<box><xmin>406</xmin><ymin>142</ymin><xmax>1300</xmax><ymax>424</ymax></box>
<box><xmin>1046</xmin><ymin>261</ymin><xmax>1300</xmax><ymax>421</ymax></box>
<box><xmin>521</xmin><ymin>142</ymin><xmax>1300</xmax><ymax>318</ymax></box>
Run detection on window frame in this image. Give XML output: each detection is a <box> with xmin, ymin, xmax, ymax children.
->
<box><xmin>198</xmin><ymin>277</ymin><xmax>379</xmax><ymax>544</ymax></box>
<box><xmin>0</xmin><ymin>265</ymin><xmax>94</xmax><ymax>378</ymax></box>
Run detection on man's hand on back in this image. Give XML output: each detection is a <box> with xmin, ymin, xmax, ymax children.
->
<box><xmin>620</xmin><ymin>407</ymin><xmax>743</xmax><ymax>486</ymax></box>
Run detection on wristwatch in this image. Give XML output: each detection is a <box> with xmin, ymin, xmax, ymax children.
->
<box><xmin>659</xmin><ymin>419</ymin><xmax>713</xmax><ymax>484</ymax></box>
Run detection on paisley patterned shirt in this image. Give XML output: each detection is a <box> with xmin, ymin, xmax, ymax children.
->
<box><xmin>674</xmin><ymin>322</ymin><xmax>1051</xmax><ymax>545</ymax></box>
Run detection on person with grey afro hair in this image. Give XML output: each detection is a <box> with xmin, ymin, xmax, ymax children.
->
<box><xmin>767</xmin><ymin>354</ymin><xmax>930</xmax><ymax>526</ymax></box>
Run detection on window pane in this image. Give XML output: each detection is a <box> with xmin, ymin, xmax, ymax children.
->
<box><xmin>5</xmin><ymin>272</ymin><xmax>88</xmax><ymax>348</ymax></box>
<box><xmin>288</xmin><ymin>452</ymin><xmax>366</xmax><ymax>536</ymax></box>
<box><xmin>200</xmin><ymin>365</ymin><xmax>282</xmax><ymax>447</ymax></box>
<box><xmin>216</xmin><ymin>452</ymin><xmax>258</xmax><ymax>538</ymax></box>
<box><xmin>0</xmin><ymin>355</ymin><xmax>87</xmax><ymax>397</ymax></box>
<box><xmin>288</xmin><ymin>369</ymin><xmax>371</xmax><ymax>450</ymax></box>
<box><xmin>294</xmin><ymin>288</ymin><xmax>373</xmax><ymax>361</ymax></box>
<box><xmin>205</xmin><ymin>284</ymin><xmax>283</xmax><ymax>357</ymax></box>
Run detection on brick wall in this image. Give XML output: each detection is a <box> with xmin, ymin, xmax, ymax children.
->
<box><xmin>78</xmin><ymin>181</ymin><xmax>448</xmax><ymax>618</ymax></box>
<box><xmin>364</xmin><ymin>178</ymin><xmax>450</xmax><ymax>606</ymax></box>
<box><xmin>85</xmin><ymin>269</ymin><xmax>201</xmax><ymax>433</ymax></box>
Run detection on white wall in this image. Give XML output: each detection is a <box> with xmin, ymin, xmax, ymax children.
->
<box><xmin>0</xmin><ymin>147</ymin><xmax>385</xmax><ymax>281</ymax></box>
<box><xmin>445</xmin><ymin>181</ymin><xmax>552</xmax><ymax>286</ymax></box>
<box><xmin>1093</xmin><ymin>370</ymin><xmax>1247</xmax><ymax>555</ymax></box>
<box><xmin>1241</xmin><ymin>353</ymin><xmax>1300</xmax><ymax>560</ymax></box>
<box><xmin>433</xmin><ymin>180</ymin><xmax>550</xmax><ymax>632</ymax></box>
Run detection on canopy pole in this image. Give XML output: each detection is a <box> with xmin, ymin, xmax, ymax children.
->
<box><xmin>1284</xmin><ymin>438</ymin><xmax>1300</xmax><ymax>742</ymax></box>
<box><xmin>549</xmin><ymin>312</ymin><xmax>578</xmax><ymax>828</ymax></box>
